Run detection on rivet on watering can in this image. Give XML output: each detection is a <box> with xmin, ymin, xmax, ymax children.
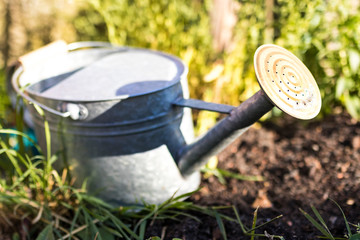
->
<box><xmin>57</xmin><ymin>102</ymin><xmax>88</xmax><ymax>120</ymax></box>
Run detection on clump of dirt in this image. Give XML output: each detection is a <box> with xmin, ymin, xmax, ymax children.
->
<box><xmin>146</xmin><ymin>112</ymin><xmax>360</xmax><ymax>239</ymax></box>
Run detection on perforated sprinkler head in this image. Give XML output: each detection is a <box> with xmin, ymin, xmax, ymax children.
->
<box><xmin>254</xmin><ymin>44</ymin><xmax>321</xmax><ymax>120</ymax></box>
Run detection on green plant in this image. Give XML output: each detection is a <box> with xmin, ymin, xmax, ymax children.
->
<box><xmin>202</xmin><ymin>166</ymin><xmax>265</xmax><ymax>185</ymax></box>
<box><xmin>89</xmin><ymin>0</ymin><xmax>214</xmax><ymax>105</ymax></box>
<box><xmin>275</xmin><ymin>0</ymin><xmax>360</xmax><ymax>119</ymax></box>
<box><xmin>0</xmin><ymin>69</ymin><xmax>10</xmax><ymax>121</ymax></box>
<box><xmin>88</xmin><ymin>0</ymin><xmax>360</xmax><ymax>122</ymax></box>
<box><xmin>300</xmin><ymin>199</ymin><xmax>360</xmax><ymax>240</ymax></box>
<box><xmin>233</xmin><ymin>206</ymin><xmax>285</xmax><ymax>240</ymax></box>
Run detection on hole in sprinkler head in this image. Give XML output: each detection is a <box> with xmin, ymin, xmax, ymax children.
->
<box><xmin>279</xmin><ymin>90</ymin><xmax>281</xmax><ymax>92</ymax></box>
<box><xmin>287</xmin><ymin>82</ymin><xmax>289</xmax><ymax>84</ymax></box>
<box><xmin>296</xmin><ymin>102</ymin><xmax>299</xmax><ymax>105</ymax></box>
<box><xmin>268</xmin><ymin>70</ymin><xmax>270</xmax><ymax>72</ymax></box>
<box><xmin>280</xmin><ymin>81</ymin><xmax>282</xmax><ymax>83</ymax></box>
<box><xmin>287</xmin><ymin>98</ymin><xmax>290</xmax><ymax>100</ymax></box>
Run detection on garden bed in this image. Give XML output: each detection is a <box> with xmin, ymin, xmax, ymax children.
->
<box><xmin>146</xmin><ymin>112</ymin><xmax>360</xmax><ymax>239</ymax></box>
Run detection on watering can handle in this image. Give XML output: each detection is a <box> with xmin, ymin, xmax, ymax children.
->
<box><xmin>12</xmin><ymin>66</ymin><xmax>88</xmax><ymax>120</ymax></box>
<box><xmin>12</xmin><ymin>41</ymin><xmax>126</xmax><ymax>120</ymax></box>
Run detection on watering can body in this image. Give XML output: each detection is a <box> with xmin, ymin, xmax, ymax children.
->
<box><xmin>12</xmin><ymin>41</ymin><xmax>321</xmax><ymax>205</ymax></box>
<box><xmin>12</xmin><ymin>41</ymin><xmax>206</xmax><ymax>205</ymax></box>
<box><xmin>30</xmin><ymin>80</ymin><xmax>200</xmax><ymax>205</ymax></box>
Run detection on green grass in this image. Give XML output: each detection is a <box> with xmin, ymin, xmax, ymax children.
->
<box><xmin>232</xmin><ymin>206</ymin><xmax>284</xmax><ymax>240</ymax></box>
<box><xmin>300</xmin><ymin>200</ymin><xmax>360</xmax><ymax>240</ymax></box>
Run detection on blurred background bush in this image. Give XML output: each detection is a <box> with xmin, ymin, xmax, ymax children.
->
<box><xmin>1</xmin><ymin>0</ymin><xmax>359</xmax><ymax>130</ymax></box>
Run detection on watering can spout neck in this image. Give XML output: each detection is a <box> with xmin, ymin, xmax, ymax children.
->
<box><xmin>177</xmin><ymin>90</ymin><xmax>274</xmax><ymax>177</ymax></box>
<box><xmin>177</xmin><ymin>44</ymin><xmax>322</xmax><ymax>177</ymax></box>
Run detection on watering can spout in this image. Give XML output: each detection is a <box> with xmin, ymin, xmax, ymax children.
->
<box><xmin>177</xmin><ymin>44</ymin><xmax>322</xmax><ymax>177</ymax></box>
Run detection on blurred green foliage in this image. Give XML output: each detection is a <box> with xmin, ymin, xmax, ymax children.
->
<box><xmin>0</xmin><ymin>69</ymin><xmax>10</xmax><ymax>121</ymax></box>
<box><xmin>89</xmin><ymin>0</ymin><xmax>360</xmax><ymax>123</ymax></box>
<box><xmin>89</xmin><ymin>0</ymin><xmax>213</xmax><ymax>100</ymax></box>
<box><xmin>2</xmin><ymin>0</ymin><xmax>360</xmax><ymax>124</ymax></box>
<box><xmin>275</xmin><ymin>0</ymin><xmax>360</xmax><ymax>118</ymax></box>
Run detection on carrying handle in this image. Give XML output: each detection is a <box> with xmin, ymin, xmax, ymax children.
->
<box><xmin>12</xmin><ymin>66</ymin><xmax>88</xmax><ymax>120</ymax></box>
<box><xmin>12</xmin><ymin>41</ymin><xmax>86</xmax><ymax>120</ymax></box>
<box><xmin>12</xmin><ymin>41</ymin><xmax>123</xmax><ymax>120</ymax></box>
<box><xmin>12</xmin><ymin>66</ymin><xmax>72</xmax><ymax>118</ymax></box>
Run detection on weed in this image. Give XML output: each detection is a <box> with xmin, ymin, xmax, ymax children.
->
<box><xmin>232</xmin><ymin>206</ymin><xmax>285</xmax><ymax>240</ymax></box>
<box><xmin>300</xmin><ymin>199</ymin><xmax>360</xmax><ymax>240</ymax></box>
<box><xmin>202</xmin><ymin>166</ymin><xmax>265</xmax><ymax>185</ymax></box>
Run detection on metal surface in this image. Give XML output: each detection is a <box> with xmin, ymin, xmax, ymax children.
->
<box><xmin>34</xmin><ymin>49</ymin><xmax>185</xmax><ymax>101</ymax></box>
<box><xmin>178</xmin><ymin>90</ymin><xmax>274</xmax><ymax>176</ymax></box>
<box><xmin>173</xmin><ymin>98</ymin><xmax>235</xmax><ymax>114</ymax></box>
<box><xmin>67</xmin><ymin>41</ymin><xmax>119</xmax><ymax>51</ymax></box>
<box><xmin>254</xmin><ymin>44</ymin><xmax>321</xmax><ymax>120</ymax></box>
<box><xmin>12</xmin><ymin>46</ymin><xmax>126</xmax><ymax>119</ymax></box>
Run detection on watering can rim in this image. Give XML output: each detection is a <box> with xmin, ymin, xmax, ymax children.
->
<box><xmin>11</xmin><ymin>41</ymin><xmax>236</xmax><ymax>119</ymax></box>
<box><xmin>12</xmin><ymin>43</ymin><xmax>189</xmax><ymax>103</ymax></box>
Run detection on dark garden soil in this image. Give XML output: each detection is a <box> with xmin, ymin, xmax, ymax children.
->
<box><xmin>145</xmin><ymin>112</ymin><xmax>360</xmax><ymax>239</ymax></box>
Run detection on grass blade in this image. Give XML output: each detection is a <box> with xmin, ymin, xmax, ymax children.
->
<box><xmin>232</xmin><ymin>206</ymin><xmax>248</xmax><ymax>233</ymax></box>
<box><xmin>138</xmin><ymin>219</ymin><xmax>147</xmax><ymax>239</ymax></box>
<box><xmin>246</xmin><ymin>214</ymin><xmax>283</xmax><ymax>233</ymax></box>
<box><xmin>330</xmin><ymin>199</ymin><xmax>352</xmax><ymax>237</ymax></box>
<box><xmin>36</xmin><ymin>224</ymin><xmax>55</xmax><ymax>240</ymax></box>
<box><xmin>217</xmin><ymin>168</ymin><xmax>265</xmax><ymax>182</ymax></box>
<box><xmin>311</xmin><ymin>205</ymin><xmax>333</xmax><ymax>236</ymax></box>
<box><xmin>350</xmin><ymin>233</ymin><xmax>360</xmax><ymax>240</ymax></box>
<box><xmin>0</xmin><ymin>128</ymin><xmax>41</xmax><ymax>153</ymax></box>
<box><xmin>300</xmin><ymin>208</ymin><xmax>335</xmax><ymax>240</ymax></box>
<box><xmin>15</xmin><ymin>96</ymin><xmax>25</xmax><ymax>156</ymax></box>
<box><xmin>107</xmin><ymin>211</ymin><xmax>140</xmax><ymax>240</ymax></box>
<box><xmin>0</xmin><ymin>142</ymin><xmax>23</xmax><ymax>175</ymax></box>
<box><xmin>250</xmin><ymin>207</ymin><xmax>258</xmax><ymax>240</ymax></box>
<box><xmin>68</xmin><ymin>206</ymin><xmax>81</xmax><ymax>240</ymax></box>
<box><xmin>213</xmin><ymin>209</ymin><xmax>227</xmax><ymax>240</ymax></box>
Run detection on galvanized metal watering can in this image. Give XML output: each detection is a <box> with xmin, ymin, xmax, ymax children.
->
<box><xmin>12</xmin><ymin>41</ymin><xmax>321</xmax><ymax>205</ymax></box>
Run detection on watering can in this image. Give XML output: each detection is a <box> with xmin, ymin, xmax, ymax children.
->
<box><xmin>11</xmin><ymin>41</ymin><xmax>321</xmax><ymax>205</ymax></box>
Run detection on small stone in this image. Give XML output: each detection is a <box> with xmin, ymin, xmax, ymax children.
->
<box><xmin>352</xmin><ymin>136</ymin><xmax>360</xmax><ymax>150</ymax></box>
<box><xmin>346</xmin><ymin>198</ymin><xmax>355</xmax><ymax>205</ymax></box>
<box><xmin>251</xmin><ymin>190</ymin><xmax>273</xmax><ymax>208</ymax></box>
